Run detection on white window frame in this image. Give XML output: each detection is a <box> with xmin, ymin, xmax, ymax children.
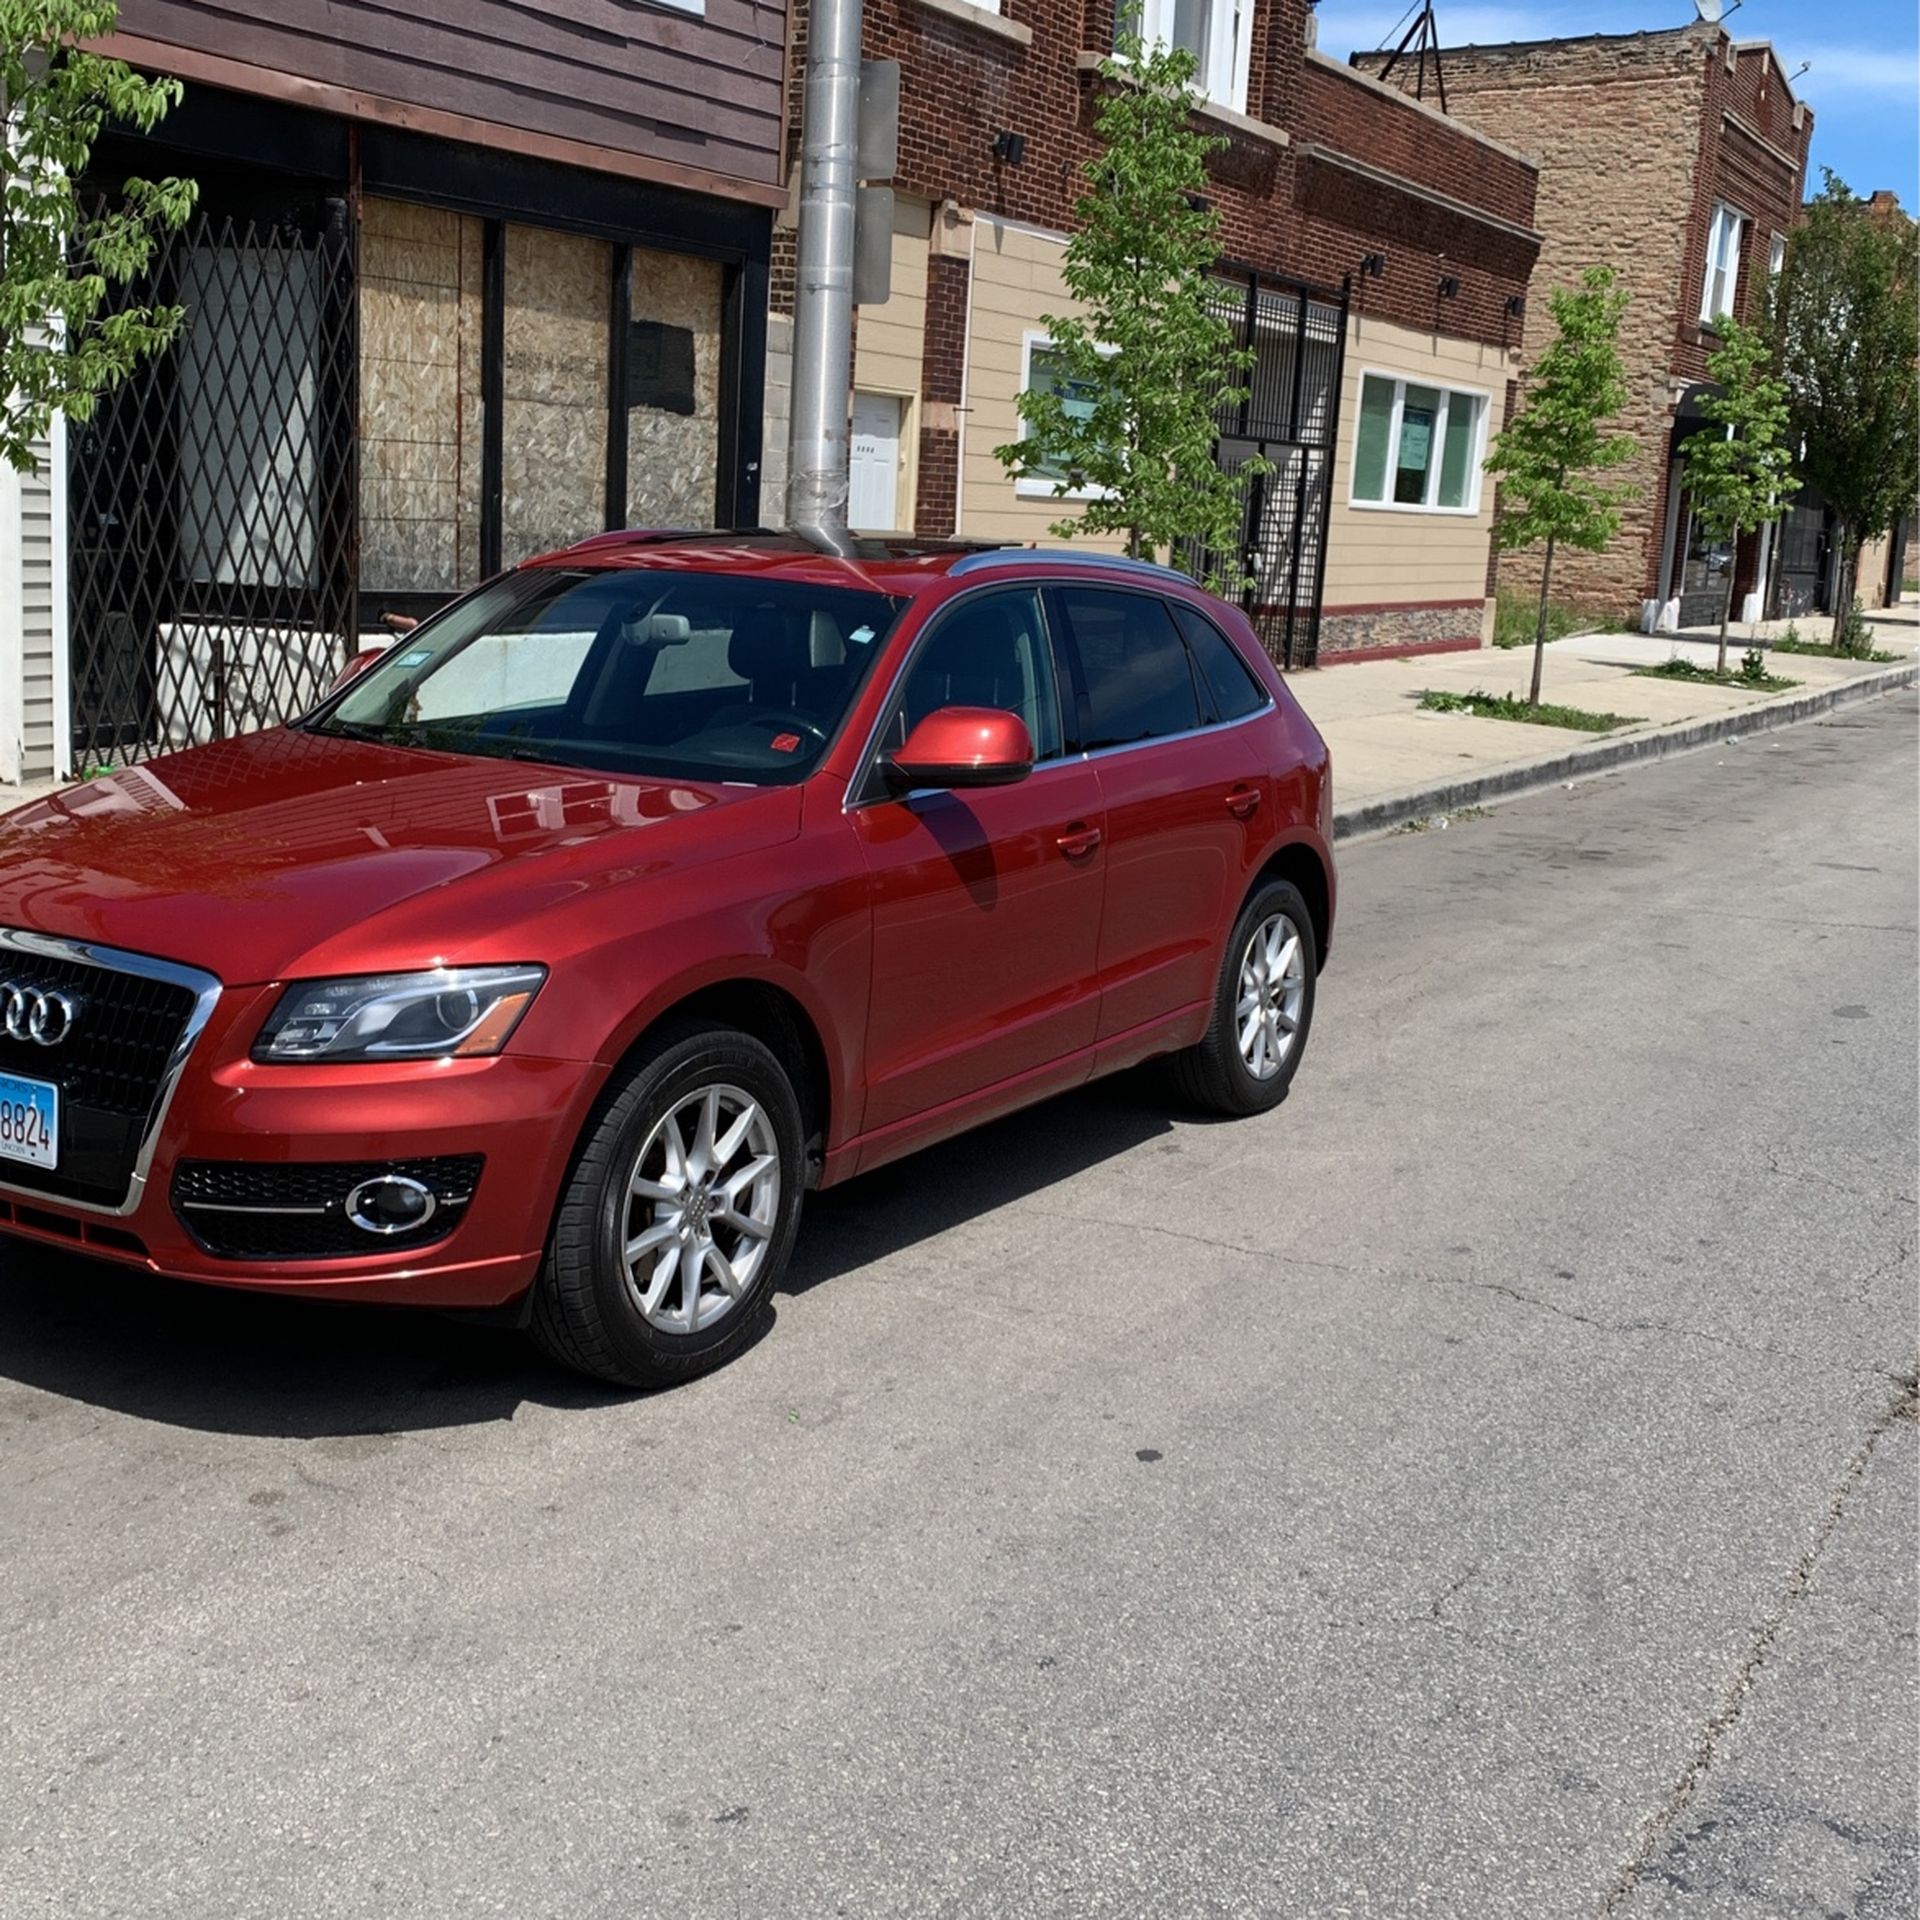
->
<box><xmin>1768</xmin><ymin>231</ymin><xmax>1787</xmax><ymax>278</ymax></box>
<box><xmin>1014</xmin><ymin>332</ymin><xmax>1117</xmax><ymax>501</ymax></box>
<box><xmin>1346</xmin><ymin>369</ymin><xmax>1490</xmax><ymax>518</ymax></box>
<box><xmin>1700</xmin><ymin>201</ymin><xmax>1748</xmax><ymax>326</ymax></box>
<box><xmin>1120</xmin><ymin>0</ymin><xmax>1251</xmax><ymax>114</ymax></box>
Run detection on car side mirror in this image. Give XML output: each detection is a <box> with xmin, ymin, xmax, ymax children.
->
<box><xmin>885</xmin><ymin>706</ymin><xmax>1035</xmax><ymax>792</ymax></box>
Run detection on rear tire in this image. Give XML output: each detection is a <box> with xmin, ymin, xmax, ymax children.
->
<box><xmin>1170</xmin><ymin>878</ymin><xmax>1317</xmax><ymax>1117</ymax></box>
<box><xmin>529</xmin><ymin>1022</ymin><xmax>804</xmax><ymax>1388</ymax></box>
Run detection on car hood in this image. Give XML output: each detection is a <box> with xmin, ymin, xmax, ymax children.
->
<box><xmin>0</xmin><ymin>730</ymin><xmax>799</xmax><ymax>983</ymax></box>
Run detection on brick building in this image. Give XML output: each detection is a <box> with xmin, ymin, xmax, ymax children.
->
<box><xmin>1358</xmin><ymin>25</ymin><xmax>1813</xmax><ymax>629</ymax></box>
<box><xmin>3</xmin><ymin>1</ymin><xmax>787</xmax><ymax>785</ymax></box>
<box><xmin>768</xmin><ymin>0</ymin><xmax>1541</xmax><ymax>664</ymax></box>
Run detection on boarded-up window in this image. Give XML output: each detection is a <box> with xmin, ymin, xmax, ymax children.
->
<box><xmin>626</xmin><ymin>247</ymin><xmax>723</xmax><ymax>530</ymax></box>
<box><xmin>502</xmin><ymin>224</ymin><xmax>611</xmax><ymax>565</ymax></box>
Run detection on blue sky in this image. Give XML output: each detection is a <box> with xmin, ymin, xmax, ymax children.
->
<box><xmin>1313</xmin><ymin>0</ymin><xmax>1920</xmax><ymax>208</ymax></box>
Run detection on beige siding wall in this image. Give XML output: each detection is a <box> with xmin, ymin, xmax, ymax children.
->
<box><xmin>851</xmin><ymin>197</ymin><xmax>932</xmax><ymax>533</ymax></box>
<box><xmin>1323</xmin><ymin>313</ymin><xmax>1514</xmax><ymax>614</ymax></box>
<box><xmin>960</xmin><ymin>217</ymin><xmax>1123</xmax><ymax>550</ymax></box>
<box><xmin>20</xmin><ymin>432</ymin><xmax>57</xmax><ymax>780</ymax></box>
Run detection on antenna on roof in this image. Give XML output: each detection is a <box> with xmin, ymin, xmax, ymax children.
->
<box><xmin>1376</xmin><ymin>3</ymin><xmax>1449</xmax><ymax>114</ymax></box>
<box><xmin>1692</xmin><ymin>0</ymin><xmax>1742</xmax><ymax>21</ymax></box>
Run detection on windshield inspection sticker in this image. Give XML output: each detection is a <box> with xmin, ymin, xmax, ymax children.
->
<box><xmin>395</xmin><ymin>649</ymin><xmax>433</xmax><ymax>668</ymax></box>
<box><xmin>849</xmin><ymin>626</ymin><xmax>876</xmax><ymax>646</ymax></box>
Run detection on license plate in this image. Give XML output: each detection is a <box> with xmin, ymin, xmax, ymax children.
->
<box><xmin>0</xmin><ymin>1071</ymin><xmax>58</xmax><ymax>1170</ymax></box>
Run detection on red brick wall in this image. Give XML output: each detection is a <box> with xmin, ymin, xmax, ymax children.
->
<box><xmin>779</xmin><ymin>0</ymin><xmax>1537</xmax><ymax>344</ymax></box>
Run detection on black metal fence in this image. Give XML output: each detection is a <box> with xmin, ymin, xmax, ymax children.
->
<box><xmin>1185</xmin><ymin>269</ymin><xmax>1348</xmax><ymax>671</ymax></box>
<box><xmin>68</xmin><ymin>200</ymin><xmax>359</xmax><ymax>769</ymax></box>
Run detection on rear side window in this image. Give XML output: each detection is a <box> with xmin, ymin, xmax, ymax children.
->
<box><xmin>1171</xmin><ymin>602</ymin><xmax>1270</xmax><ymax>723</ymax></box>
<box><xmin>1057</xmin><ymin>587</ymin><xmax>1202</xmax><ymax>750</ymax></box>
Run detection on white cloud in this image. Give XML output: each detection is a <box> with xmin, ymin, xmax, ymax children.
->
<box><xmin>1790</xmin><ymin>45</ymin><xmax>1920</xmax><ymax>103</ymax></box>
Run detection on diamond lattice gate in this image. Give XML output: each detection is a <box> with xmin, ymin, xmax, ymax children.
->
<box><xmin>1183</xmin><ymin>270</ymin><xmax>1348</xmax><ymax>672</ymax></box>
<box><xmin>69</xmin><ymin>201</ymin><xmax>358</xmax><ymax>769</ymax></box>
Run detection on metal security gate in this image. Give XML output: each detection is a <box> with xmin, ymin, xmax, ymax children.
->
<box><xmin>1186</xmin><ymin>270</ymin><xmax>1347</xmax><ymax>671</ymax></box>
<box><xmin>69</xmin><ymin>199</ymin><xmax>358</xmax><ymax>768</ymax></box>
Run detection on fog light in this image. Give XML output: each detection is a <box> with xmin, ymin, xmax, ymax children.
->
<box><xmin>344</xmin><ymin>1174</ymin><xmax>439</xmax><ymax>1236</ymax></box>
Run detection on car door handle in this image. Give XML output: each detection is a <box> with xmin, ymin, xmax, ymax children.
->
<box><xmin>1056</xmin><ymin>824</ymin><xmax>1102</xmax><ymax>859</ymax></box>
<box><xmin>1225</xmin><ymin>785</ymin><xmax>1262</xmax><ymax>820</ymax></box>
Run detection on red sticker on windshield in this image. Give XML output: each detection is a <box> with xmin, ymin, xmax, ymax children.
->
<box><xmin>770</xmin><ymin>732</ymin><xmax>801</xmax><ymax>753</ymax></box>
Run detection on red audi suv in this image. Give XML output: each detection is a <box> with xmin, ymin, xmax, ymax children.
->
<box><xmin>0</xmin><ymin>534</ymin><xmax>1333</xmax><ymax>1385</ymax></box>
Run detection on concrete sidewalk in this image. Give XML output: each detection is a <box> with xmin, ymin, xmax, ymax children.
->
<box><xmin>1294</xmin><ymin>613</ymin><xmax>1920</xmax><ymax>837</ymax></box>
<box><xmin>2</xmin><ymin>610</ymin><xmax>1914</xmax><ymax>828</ymax></box>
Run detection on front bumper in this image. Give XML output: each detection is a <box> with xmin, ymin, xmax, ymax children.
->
<box><xmin>0</xmin><ymin>983</ymin><xmax>600</xmax><ymax>1308</ymax></box>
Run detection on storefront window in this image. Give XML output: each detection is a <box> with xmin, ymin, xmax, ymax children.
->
<box><xmin>359</xmin><ymin>198</ymin><xmax>486</xmax><ymax>593</ymax></box>
<box><xmin>625</xmin><ymin>247</ymin><xmax>723</xmax><ymax>530</ymax></box>
<box><xmin>501</xmin><ymin>224</ymin><xmax>612</xmax><ymax>565</ymax></box>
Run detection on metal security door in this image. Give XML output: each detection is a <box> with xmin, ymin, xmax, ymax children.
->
<box><xmin>1183</xmin><ymin>271</ymin><xmax>1347</xmax><ymax>671</ymax></box>
<box><xmin>69</xmin><ymin>198</ymin><xmax>358</xmax><ymax>768</ymax></box>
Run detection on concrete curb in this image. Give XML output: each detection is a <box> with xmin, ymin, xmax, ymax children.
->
<box><xmin>1331</xmin><ymin>659</ymin><xmax>1919</xmax><ymax>841</ymax></box>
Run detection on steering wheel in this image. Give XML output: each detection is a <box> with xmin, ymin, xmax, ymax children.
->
<box><xmin>745</xmin><ymin>708</ymin><xmax>828</xmax><ymax>744</ymax></box>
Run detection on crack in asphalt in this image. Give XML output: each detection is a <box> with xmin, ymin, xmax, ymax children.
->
<box><xmin>1598</xmin><ymin>1368</ymin><xmax>1920</xmax><ymax>1917</ymax></box>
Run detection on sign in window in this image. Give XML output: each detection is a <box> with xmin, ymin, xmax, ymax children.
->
<box><xmin>1351</xmin><ymin>373</ymin><xmax>1486</xmax><ymax>514</ymax></box>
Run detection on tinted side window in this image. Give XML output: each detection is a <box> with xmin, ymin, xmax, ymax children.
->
<box><xmin>882</xmin><ymin>588</ymin><xmax>1064</xmax><ymax>761</ymax></box>
<box><xmin>1171</xmin><ymin>603</ymin><xmax>1270</xmax><ymax>723</ymax></box>
<box><xmin>1059</xmin><ymin>588</ymin><xmax>1202</xmax><ymax>750</ymax></box>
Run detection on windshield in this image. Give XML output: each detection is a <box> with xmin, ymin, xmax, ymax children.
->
<box><xmin>310</xmin><ymin>568</ymin><xmax>904</xmax><ymax>784</ymax></box>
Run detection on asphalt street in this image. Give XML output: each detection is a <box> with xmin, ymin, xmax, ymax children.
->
<box><xmin>2</xmin><ymin>691</ymin><xmax>1915</xmax><ymax>1919</ymax></box>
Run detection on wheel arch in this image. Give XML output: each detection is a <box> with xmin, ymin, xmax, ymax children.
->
<box><xmin>1250</xmin><ymin>836</ymin><xmax>1333</xmax><ymax>972</ymax></box>
<box><xmin>597</xmin><ymin>972</ymin><xmax>839</xmax><ymax>1184</ymax></box>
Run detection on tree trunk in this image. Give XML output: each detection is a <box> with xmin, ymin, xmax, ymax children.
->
<box><xmin>1830</xmin><ymin>526</ymin><xmax>1859</xmax><ymax>649</ymax></box>
<box><xmin>1530</xmin><ymin>538</ymin><xmax>1556</xmax><ymax>707</ymax></box>
<box><xmin>1716</xmin><ymin>567</ymin><xmax>1735</xmax><ymax>677</ymax></box>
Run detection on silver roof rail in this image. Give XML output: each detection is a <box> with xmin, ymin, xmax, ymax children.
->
<box><xmin>947</xmin><ymin>547</ymin><xmax>1193</xmax><ymax>584</ymax></box>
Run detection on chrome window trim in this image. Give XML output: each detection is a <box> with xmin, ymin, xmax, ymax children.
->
<box><xmin>0</xmin><ymin>929</ymin><xmax>223</xmax><ymax>1218</ymax></box>
<box><xmin>844</xmin><ymin>577</ymin><xmax>1278</xmax><ymax>810</ymax></box>
<box><xmin>842</xmin><ymin>582</ymin><xmax>1071</xmax><ymax>812</ymax></box>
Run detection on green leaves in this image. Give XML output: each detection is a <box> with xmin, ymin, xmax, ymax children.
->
<box><xmin>0</xmin><ymin>0</ymin><xmax>196</xmax><ymax>474</ymax></box>
<box><xmin>1769</xmin><ymin>174</ymin><xmax>1919</xmax><ymax>558</ymax></box>
<box><xmin>1484</xmin><ymin>265</ymin><xmax>1636</xmax><ymax>558</ymax></box>
<box><xmin>1680</xmin><ymin>318</ymin><xmax>1798</xmax><ymax>546</ymax></box>
<box><xmin>992</xmin><ymin>38</ymin><xmax>1260</xmax><ymax>588</ymax></box>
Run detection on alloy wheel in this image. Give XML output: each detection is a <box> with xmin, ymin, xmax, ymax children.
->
<box><xmin>621</xmin><ymin>1083</ymin><xmax>781</xmax><ymax>1334</ymax></box>
<box><xmin>1236</xmin><ymin>912</ymin><xmax>1307</xmax><ymax>1080</ymax></box>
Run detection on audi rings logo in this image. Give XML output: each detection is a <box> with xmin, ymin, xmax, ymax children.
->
<box><xmin>1</xmin><ymin>984</ymin><xmax>79</xmax><ymax>1046</ymax></box>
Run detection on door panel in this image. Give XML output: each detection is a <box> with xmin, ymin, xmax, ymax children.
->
<box><xmin>1053</xmin><ymin>585</ymin><xmax>1265</xmax><ymax>1040</ymax></box>
<box><xmin>849</xmin><ymin>392</ymin><xmax>903</xmax><ymax>532</ymax></box>
<box><xmin>1090</xmin><ymin>728</ymin><xmax>1264</xmax><ymax>1039</ymax></box>
<box><xmin>851</xmin><ymin>584</ymin><xmax>1097</xmax><ymax>1133</ymax></box>
<box><xmin>852</xmin><ymin>763</ymin><xmax>1106</xmax><ymax>1131</ymax></box>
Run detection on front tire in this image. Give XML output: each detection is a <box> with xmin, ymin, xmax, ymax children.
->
<box><xmin>530</xmin><ymin>1023</ymin><xmax>805</xmax><ymax>1388</ymax></box>
<box><xmin>1171</xmin><ymin>878</ymin><xmax>1317</xmax><ymax>1117</ymax></box>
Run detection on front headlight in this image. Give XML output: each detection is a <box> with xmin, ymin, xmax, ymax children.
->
<box><xmin>253</xmin><ymin>966</ymin><xmax>548</xmax><ymax>1063</ymax></box>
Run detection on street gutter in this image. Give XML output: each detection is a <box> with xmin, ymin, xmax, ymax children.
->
<box><xmin>1332</xmin><ymin>659</ymin><xmax>1920</xmax><ymax>842</ymax></box>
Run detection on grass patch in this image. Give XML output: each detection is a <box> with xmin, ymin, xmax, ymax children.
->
<box><xmin>1631</xmin><ymin>656</ymin><xmax>1800</xmax><ymax>693</ymax></box>
<box><xmin>1492</xmin><ymin>592</ymin><xmax>1587</xmax><ymax>650</ymax></box>
<box><xmin>1766</xmin><ymin>636</ymin><xmax>1899</xmax><ymax>663</ymax></box>
<box><xmin>1418</xmin><ymin>687</ymin><xmax>1641</xmax><ymax>732</ymax></box>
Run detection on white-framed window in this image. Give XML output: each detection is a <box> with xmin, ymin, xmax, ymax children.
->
<box><xmin>1349</xmin><ymin>372</ymin><xmax>1488</xmax><ymax>515</ymax></box>
<box><xmin>1768</xmin><ymin>231</ymin><xmax>1787</xmax><ymax>278</ymax></box>
<box><xmin>1116</xmin><ymin>0</ymin><xmax>1251</xmax><ymax>113</ymax></box>
<box><xmin>1014</xmin><ymin>333</ymin><xmax>1115</xmax><ymax>500</ymax></box>
<box><xmin>1701</xmin><ymin>201</ymin><xmax>1748</xmax><ymax>326</ymax></box>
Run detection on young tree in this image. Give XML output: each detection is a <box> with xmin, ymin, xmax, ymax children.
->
<box><xmin>1769</xmin><ymin>175</ymin><xmax>1920</xmax><ymax>647</ymax></box>
<box><xmin>1484</xmin><ymin>266</ymin><xmax>1636</xmax><ymax>706</ymax></box>
<box><xmin>993</xmin><ymin>38</ymin><xmax>1257</xmax><ymax>583</ymax></box>
<box><xmin>1</xmin><ymin>1</ymin><xmax>196</xmax><ymax>474</ymax></box>
<box><xmin>1680</xmin><ymin>317</ymin><xmax>1799</xmax><ymax>673</ymax></box>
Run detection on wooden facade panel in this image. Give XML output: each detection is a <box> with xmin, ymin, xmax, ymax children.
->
<box><xmin>114</xmin><ymin>0</ymin><xmax>785</xmax><ymax>195</ymax></box>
